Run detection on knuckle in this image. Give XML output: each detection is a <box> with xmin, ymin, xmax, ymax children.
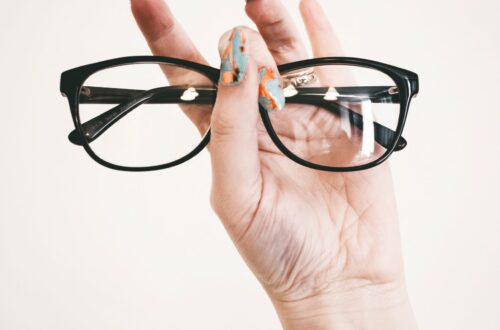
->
<box><xmin>210</xmin><ymin>119</ymin><xmax>240</xmax><ymax>143</ymax></box>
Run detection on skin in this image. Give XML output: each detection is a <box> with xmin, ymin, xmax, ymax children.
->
<box><xmin>131</xmin><ymin>0</ymin><xmax>418</xmax><ymax>329</ymax></box>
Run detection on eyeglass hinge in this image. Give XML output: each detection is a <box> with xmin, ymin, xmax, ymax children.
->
<box><xmin>388</xmin><ymin>86</ymin><xmax>399</xmax><ymax>95</ymax></box>
<box><xmin>80</xmin><ymin>87</ymin><xmax>91</xmax><ymax>97</ymax></box>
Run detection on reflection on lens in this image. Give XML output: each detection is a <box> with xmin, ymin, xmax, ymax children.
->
<box><xmin>78</xmin><ymin>63</ymin><xmax>215</xmax><ymax>168</ymax></box>
<box><xmin>271</xmin><ymin>65</ymin><xmax>401</xmax><ymax>168</ymax></box>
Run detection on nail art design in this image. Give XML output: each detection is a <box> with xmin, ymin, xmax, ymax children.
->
<box><xmin>258</xmin><ymin>67</ymin><xmax>286</xmax><ymax>112</ymax></box>
<box><xmin>220</xmin><ymin>28</ymin><xmax>249</xmax><ymax>86</ymax></box>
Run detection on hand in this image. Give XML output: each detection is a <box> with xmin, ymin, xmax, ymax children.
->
<box><xmin>131</xmin><ymin>0</ymin><xmax>417</xmax><ymax>329</ymax></box>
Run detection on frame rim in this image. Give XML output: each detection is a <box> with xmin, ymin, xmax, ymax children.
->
<box><xmin>261</xmin><ymin>57</ymin><xmax>415</xmax><ymax>172</ymax></box>
<box><xmin>62</xmin><ymin>57</ymin><xmax>219</xmax><ymax>172</ymax></box>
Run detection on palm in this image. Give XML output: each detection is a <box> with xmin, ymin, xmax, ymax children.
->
<box><xmin>227</xmin><ymin>114</ymin><xmax>404</xmax><ymax>301</ymax></box>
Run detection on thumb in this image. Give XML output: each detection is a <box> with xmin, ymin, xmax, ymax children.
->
<box><xmin>209</xmin><ymin>27</ymin><xmax>261</xmax><ymax>229</ymax></box>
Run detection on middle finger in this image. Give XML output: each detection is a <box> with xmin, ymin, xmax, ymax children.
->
<box><xmin>245</xmin><ymin>0</ymin><xmax>309</xmax><ymax>64</ymax></box>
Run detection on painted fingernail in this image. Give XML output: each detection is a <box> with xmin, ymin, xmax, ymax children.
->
<box><xmin>220</xmin><ymin>28</ymin><xmax>249</xmax><ymax>86</ymax></box>
<box><xmin>258</xmin><ymin>67</ymin><xmax>286</xmax><ymax>112</ymax></box>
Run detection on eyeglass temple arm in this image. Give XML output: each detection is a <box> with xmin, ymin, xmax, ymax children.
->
<box><xmin>69</xmin><ymin>86</ymin><xmax>215</xmax><ymax>145</ymax></box>
<box><xmin>284</xmin><ymin>87</ymin><xmax>407</xmax><ymax>151</ymax></box>
<box><xmin>76</xmin><ymin>86</ymin><xmax>216</xmax><ymax>104</ymax></box>
<box><xmin>69</xmin><ymin>86</ymin><xmax>407</xmax><ymax>151</ymax></box>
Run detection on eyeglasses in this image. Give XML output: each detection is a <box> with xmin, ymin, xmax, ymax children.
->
<box><xmin>60</xmin><ymin>56</ymin><xmax>419</xmax><ymax>172</ymax></box>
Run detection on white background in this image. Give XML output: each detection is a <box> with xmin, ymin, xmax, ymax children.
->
<box><xmin>1</xmin><ymin>0</ymin><xmax>499</xmax><ymax>329</ymax></box>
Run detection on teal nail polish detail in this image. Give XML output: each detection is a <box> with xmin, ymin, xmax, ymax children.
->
<box><xmin>220</xmin><ymin>28</ymin><xmax>249</xmax><ymax>86</ymax></box>
<box><xmin>258</xmin><ymin>67</ymin><xmax>286</xmax><ymax>112</ymax></box>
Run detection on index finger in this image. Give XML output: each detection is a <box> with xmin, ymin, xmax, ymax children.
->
<box><xmin>132</xmin><ymin>0</ymin><xmax>208</xmax><ymax>65</ymax></box>
<box><xmin>132</xmin><ymin>0</ymin><xmax>213</xmax><ymax>133</ymax></box>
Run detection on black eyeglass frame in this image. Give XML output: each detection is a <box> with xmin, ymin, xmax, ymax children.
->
<box><xmin>60</xmin><ymin>56</ymin><xmax>419</xmax><ymax>172</ymax></box>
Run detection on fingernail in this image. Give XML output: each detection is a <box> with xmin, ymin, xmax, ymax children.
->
<box><xmin>258</xmin><ymin>67</ymin><xmax>286</xmax><ymax>112</ymax></box>
<box><xmin>220</xmin><ymin>27</ymin><xmax>249</xmax><ymax>86</ymax></box>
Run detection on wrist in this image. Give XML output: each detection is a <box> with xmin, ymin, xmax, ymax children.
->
<box><xmin>270</xmin><ymin>280</ymin><xmax>417</xmax><ymax>330</ymax></box>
